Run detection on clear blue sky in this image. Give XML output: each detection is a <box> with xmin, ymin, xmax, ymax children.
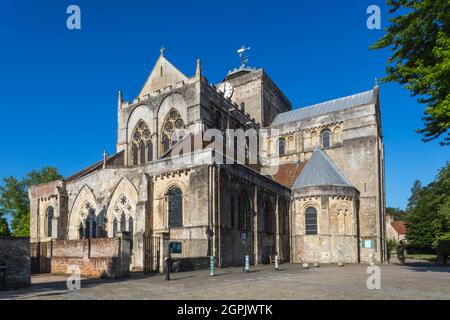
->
<box><xmin>0</xmin><ymin>0</ymin><xmax>448</xmax><ymax>209</ymax></box>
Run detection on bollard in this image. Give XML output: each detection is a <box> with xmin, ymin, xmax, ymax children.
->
<box><xmin>274</xmin><ymin>255</ymin><xmax>279</xmax><ymax>271</ymax></box>
<box><xmin>244</xmin><ymin>255</ymin><xmax>250</xmax><ymax>273</ymax></box>
<box><xmin>210</xmin><ymin>256</ymin><xmax>215</xmax><ymax>276</ymax></box>
<box><xmin>165</xmin><ymin>257</ymin><xmax>170</xmax><ymax>281</ymax></box>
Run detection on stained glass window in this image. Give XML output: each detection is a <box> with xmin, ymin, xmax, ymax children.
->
<box><xmin>305</xmin><ymin>206</ymin><xmax>318</xmax><ymax>235</ymax></box>
<box><xmin>131</xmin><ymin>120</ymin><xmax>152</xmax><ymax>164</ymax></box>
<box><xmin>278</xmin><ymin>138</ymin><xmax>286</xmax><ymax>157</ymax></box>
<box><xmin>321</xmin><ymin>130</ymin><xmax>331</xmax><ymax>149</ymax></box>
<box><xmin>168</xmin><ymin>187</ymin><xmax>183</xmax><ymax>227</ymax></box>
<box><xmin>161</xmin><ymin>109</ymin><xmax>184</xmax><ymax>153</ymax></box>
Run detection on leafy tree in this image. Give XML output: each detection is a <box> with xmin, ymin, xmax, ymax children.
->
<box><xmin>386</xmin><ymin>207</ymin><xmax>406</xmax><ymax>221</ymax></box>
<box><xmin>405</xmin><ymin>162</ymin><xmax>450</xmax><ymax>248</ymax></box>
<box><xmin>0</xmin><ymin>210</ymin><xmax>10</xmax><ymax>236</ymax></box>
<box><xmin>371</xmin><ymin>0</ymin><xmax>450</xmax><ymax>145</ymax></box>
<box><xmin>0</xmin><ymin>166</ymin><xmax>62</xmax><ymax>237</ymax></box>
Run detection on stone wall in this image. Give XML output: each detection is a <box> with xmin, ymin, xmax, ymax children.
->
<box><xmin>0</xmin><ymin>237</ymin><xmax>31</xmax><ymax>290</ymax></box>
<box><xmin>50</xmin><ymin>234</ymin><xmax>130</xmax><ymax>278</ymax></box>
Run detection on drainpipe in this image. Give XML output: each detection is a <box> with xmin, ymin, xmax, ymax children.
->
<box><xmin>217</xmin><ymin>164</ymin><xmax>221</xmax><ymax>267</ymax></box>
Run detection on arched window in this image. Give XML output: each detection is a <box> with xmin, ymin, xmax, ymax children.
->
<box><xmin>97</xmin><ymin>209</ymin><xmax>106</xmax><ymax>238</ymax></box>
<box><xmin>132</xmin><ymin>145</ymin><xmax>138</xmax><ymax>165</ymax></box>
<box><xmin>120</xmin><ymin>212</ymin><xmax>126</xmax><ymax>232</ymax></box>
<box><xmin>238</xmin><ymin>191</ymin><xmax>251</xmax><ymax>232</ymax></box>
<box><xmin>46</xmin><ymin>206</ymin><xmax>54</xmax><ymax>238</ymax></box>
<box><xmin>161</xmin><ymin>109</ymin><xmax>185</xmax><ymax>153</ymax></box>
<box><xmin>305</xmin><ymin>206</ymin><xmax>318</xmax><ymax>235</ymax></box>
<box><xmin>168</xmin><ymin>187</ymin><xmax>183</xmax><ymax>227</ymax></box>
<box><xmin>147</xmin><ymin>141</ymin><xmax>153</xmax><ymax>162</ymax></box>
<box><xmin>140</xmin><ymin>141</ymin><xmax>145</xmax><ymax>164</ymax></box>
<box><xmin>131</xmin><ymin>120</ymin><xmax>151</xmax><ymax>165</ymax></box>
<box><xmin>278</xmin><ymin>138</ymin><xmax>286</xmax><ymax>157</ymax></box>
<box><xmin>321</xmin><ymin>130</ymin><xmax>331</xmax><ymax>149</ymax></box>
<box><xmin>240</xmin><ymin>102</ymin><xmax>245</xmax><ymax>113</ymax></box>
<box><xmin>85</xmin><ymin>210</ymin><xmax>96</xmax><ymax>239</ymax></box>
<box><xmin>112</xmin><ymin>218</ymin><xmax>118</xmax><ymax>236</ymax></box>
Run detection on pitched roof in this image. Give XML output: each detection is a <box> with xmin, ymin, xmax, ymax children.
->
<box><xmin>138</xmin><ymin>54</ymin><xmax>188</xmax><ymax>98</ymax></box>
<box><xmin>271</xmin><ymin>162</ymin><xmax>306</xmax><ymax>187</ymax></box>
<box><xmin>271</xmin><ymin>89</ymin><xmax>375</xmax><ymax>126</ymax></box>
<box><xmin>391</xmin><ymin>221</ymin><xmax>407</xmax><ymax>235</ymax></box>
<box><xmin>292</xmin><ymin>148</ymin><xmax>352</xmax><ymax>189</ymax></box>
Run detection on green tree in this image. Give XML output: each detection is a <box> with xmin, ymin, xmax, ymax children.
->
<box><xmin>0</xmin><ymin>166</ymin><xmax>62</xmax><ymax>237</ymax></box>
<box><xmin>386</xmin><ymin>207</ymin><xmax>406</xmax><ymax>221</ymax></box>
<box><xmin>405</xmin><ymin>162</ymin><xmax>450</xmax><ymax>248</ymax></box>
<box><xmin>370</xmin><ymin>0</ymin><xmax>450</xmax><ymax>145</ymax></box>
<box><xmin>0</xmin><ymin>209</ymin><xmax>10</xmax><ymax>236</ymax></box>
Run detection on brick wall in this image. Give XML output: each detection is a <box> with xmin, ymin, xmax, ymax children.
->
<box><xmin>0</xmin><ymin>237</ymin><xmax>31</xmax><ymax>290</ymax></box>
<box><xmin>50</xmin><ymin>235</ymin><xmax>130</xmax><ymax>278</ymax></box>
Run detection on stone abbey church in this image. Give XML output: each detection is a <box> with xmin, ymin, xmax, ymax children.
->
<box><xmin>29</xmin><ymin>50</ymin><xmax>386</xmax><ymax>273</ymax></box>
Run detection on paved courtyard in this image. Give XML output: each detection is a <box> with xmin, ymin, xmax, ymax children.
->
<box><xmin>1</xmin><ymin>262</ymin><xmax>449</xmax><ymax>300</ymax></box>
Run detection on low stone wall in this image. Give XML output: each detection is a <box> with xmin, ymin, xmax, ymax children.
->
<box><xmin>50</xmin><ymin>233</ymin><xmax>130</xmax><ymax>278</ymax></box>
<box><xmin>0</xmin><ymin>237</ymin><xmax>31</xmax><ymax>290</ymax></box>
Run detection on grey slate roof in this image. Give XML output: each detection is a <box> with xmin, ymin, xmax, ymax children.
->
<box><xmin>271</xmin><ymin>89</ymin><xmax>375</xmax><ymax>126</ymax></box>
<box><xmin>292</xmin><ymin>148</ymin><xmax>352</xmax><ymax>189</ymax></box>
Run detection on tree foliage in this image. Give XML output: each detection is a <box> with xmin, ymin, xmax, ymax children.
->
<box><xmin>0</xmin><ymin>167</ymin><xmax>62</xmax><ymax>237</ymax></box>
<box><xmin>386</xmin><ymin>207</ymin><xmax>406</xmax><ymax>221</ymax></box>
<box><xmin>405</xmin><ymin>162</ymin><xmax>450</xmax><ymax>247</ymax></box>
<box><xmin>371</xmin><ymin>0</ymin><xmax>450</xmax><ymax>145</ymax></box>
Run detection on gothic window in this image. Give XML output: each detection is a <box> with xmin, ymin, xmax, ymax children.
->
<box><xmin>85</xmin><ymin>210</ymin><xmax>96</xmax><ymax>239</ymax></box>
<box><xmin>113</xmin><ymin>218</ymin><xmax>117</xmax><ymax>236</ymax></box>
<box><xmin>278</xmin><ymin>138</ymin><xmax>286</xmax><ymax>157</ymax></box>
<box><xmin>168</xmin><ymin>186</ymin><xmax>183</xmax><ymax>227</ymax></box>
<box><xmin>46</xmin><ymin>206</ymin><xmax>54</xmax><ymax>238</ymax></box>
<box><xmin>305</xmin><ymin>206</ymin><xmax>318</xmax><ymax>235</ymax></box>
<box><xmin>131</xmin><ymin>120</ymin><xmax>152</xmax><ymax>165</ymax></box>
<box><xmin>140</xmin><ymin>141</ymin><xmax>145</xmax><ymax>164</ymax></box>
<box><xmin>321</xmin><ymin>129</ymin><xmax>331</xmax><ymax>149</ymax></box>
<box><xmin>120</xmin><ymin>212</ymin><xmax>126</xmax><ymax>232</ymax></box>
<box><xmin>147</xmin><ymin>141</ymin><xmax>153</xmax><ymax>162</ymax></box>
<box><xmin>238</xmin><ymin>191</ymin><xmax>251</xmax><ymax>232</ymax></box>
<box><xmin>112</xmin><ymin>194</ymin><xmax>134</xmax><ymax>236</ymax></box>
<box><xmin>97</xmin><ymin>209</ymin><xmax>106</xmax><ymax>238</ymax></box>
<box><xmin>132</xmin><ymin>145</ymin><xmax>138</xmax><ymax>165</ymax></box>
<box><xmin>161</xmin><ymin>109</ymin><xmax>185</xmax><ymax>153</ymax></box>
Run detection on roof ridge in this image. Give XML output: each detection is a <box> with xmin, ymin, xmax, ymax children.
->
<box><xmin>271</xmin><ymin>88</ymin><xmax>374</xmax><ymax>127</ymax></box>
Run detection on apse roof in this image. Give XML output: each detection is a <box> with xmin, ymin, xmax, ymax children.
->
<box><xmin>292</xmin><ymin>148</ymin><xmax>352</xmax><ymax>189</ymax></box>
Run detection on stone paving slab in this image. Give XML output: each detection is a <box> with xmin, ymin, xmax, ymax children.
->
<box><xmin>1</xmin><ymin>263</ymin><xmax>449</xmax><ymax>300</ymax></box>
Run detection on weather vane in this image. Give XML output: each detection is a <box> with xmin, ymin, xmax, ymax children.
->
<box><xmin>237</xmin><ymin>45</ymin><xmax>250</xmax><ymax>68</ymax></box>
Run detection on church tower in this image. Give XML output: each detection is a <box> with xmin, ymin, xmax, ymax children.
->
<box><xmin>216</xmin><ymin>47</ymin><xmax>292</xmax><ymax>126</ymax></box>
